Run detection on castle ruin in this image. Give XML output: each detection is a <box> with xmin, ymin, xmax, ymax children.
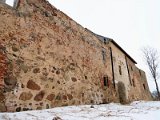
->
<box><xmin>0</xmin><ymin>0</ymin><xmax>152</xmax><ymax>112</ymax></box>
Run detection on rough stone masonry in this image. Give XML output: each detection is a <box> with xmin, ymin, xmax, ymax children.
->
<box><xmin>0</xmin><ymin>0</ymin><xmax>152</xmax><ymax>112</ymax></box>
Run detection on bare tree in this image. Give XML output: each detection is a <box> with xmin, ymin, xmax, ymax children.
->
<box><xmin>142</xmin><ymin>47</ymin><xmax>160</xmax><ymax>100</ymax></box>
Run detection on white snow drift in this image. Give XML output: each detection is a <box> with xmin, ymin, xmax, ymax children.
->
<box><xmin>0</xmin><ymin>101</ymin><xmax>160</xmax><ymax>120</ymax></box>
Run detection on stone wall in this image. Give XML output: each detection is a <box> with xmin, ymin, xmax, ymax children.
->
<box><xmin>109</xmin><ymin>42</ymin><xmax>131</xmax><ymax>103</ymax></box>
<box><xmin>122</xmin><ymin>53</ymin><xmax>152</xmax><ymax>102</ymax></box>
<box><xmin>0</xmin><ymin>0</ymin><xmax>151</xmax><ymax>112</ymax></box>
<box><xmin>0</xmin><ymin>0</ymin><xmax>118</xmax><ymax>112</ymax></box>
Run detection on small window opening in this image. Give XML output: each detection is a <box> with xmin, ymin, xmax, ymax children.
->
<box><xmin>119</xmin><ymin>65</ymin><xmax>122</xmax><ymax>75</ymax></box>
<box><xmin>139</xmin><ymin>70</ymin><xmax>141</xmax><ymax>76</ymax></box>
<box><xmin>44</xmin><ymin>12</ymin><xmax>49</xmax><ymax>17</ymax></box>
<box><xmin>103</xmin><ymin>76</ymin><xmax>109</xmax><ymax>87</ymax></box>
<box><xmin>85</xmin><ymin>75</ymin><xmax>87</xmax><ymax>79</ymax></box>
<box><xmin>102</xmin><ymin>50</ymin><xmax>106</xmax><ymax>64</ymax></box>
<box><xmin>104</xmin><ymin>38</ymin><xmax>107</xmax><ymax>44</ymax></box>
<box><xmin>143</xmin><ymin>84</ymin><xmax>146</xmax><ymax>90</ymax></box>
<box><xmin>132</xmin><ymin>79</ymin><xmax>135</xmax><ymax>87</ymax></box>
<box><xmin>131</xmin><ymin>66</ymin><xmax>133</xmax><ymax>71</ymax></box>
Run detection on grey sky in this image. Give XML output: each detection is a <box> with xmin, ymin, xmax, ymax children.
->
<box><xmin>6</xmin><ymin>0</ymin><xmax>160</xmax><ymax>92</ymax></box>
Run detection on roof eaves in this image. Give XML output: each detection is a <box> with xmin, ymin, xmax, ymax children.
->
<box><xmin>110</xmin><ymin>40</ymin><xmax>137</xmax><ymax>64</ymax></box>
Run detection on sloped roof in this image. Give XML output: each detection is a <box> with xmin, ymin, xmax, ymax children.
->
<box><xmin>96</xmin><ymin>34</ymin><xmax>112</xmax><ymax>43</ymax></box>
<box><xmin>96</xmin><ymin>34</ymin><xmax>137</xmax><ymax>64</ymax></box>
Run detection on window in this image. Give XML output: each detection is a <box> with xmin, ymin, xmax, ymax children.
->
<box><xmin>104</xmin><ymin>38</ymin><xmax>107</xmax><ymax>44</ymax></box>
<box><xmin>139</xmin><ymin>70</ymin><xmax>141</xmax><ymax>76</ymax></box>
<box><xmin>132</xmin><ymin>79</ymin><xmax>135</xmax><ymax>87</ymax></box>
<box><xmin>131</xmin><ymin>66</ymin><xmax>133</xmax><ymax>71</ymax></box>
<box><xmin>103</xmin><ymin>76</ymin><xmax>109</xmax><ymax>87</ymax></box>
<box><xmin>143</xmin><ymin>84</ymin><xmax>146</xmax><ymax>90</ymax></box>
<box><xmin>119</xmin><ymin>65</ymin><xmax>122</xmax><ymax>75</ymax></box>
<box><xmin>102</xmin><ymin>50</ymin><xmax>106</xmax><ymax>63</ymax></box>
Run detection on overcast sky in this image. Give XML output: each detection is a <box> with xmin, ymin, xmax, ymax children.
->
<box><xmin>6</xmin><ymin>0</ymin><xmax>160</xmax><ymax>92</ymax></box>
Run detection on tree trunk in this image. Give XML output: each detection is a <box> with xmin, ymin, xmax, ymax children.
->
<box><xmin>154</xmin><ymin>78</ymin><xmax>160</xmax><ymax>100</ymax></box>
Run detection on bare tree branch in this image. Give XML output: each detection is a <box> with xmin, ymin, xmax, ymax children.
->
<box><xmin>142</xmin><ymin>46</ymin><xmax>160</xmax><ymax>100</ymax></box>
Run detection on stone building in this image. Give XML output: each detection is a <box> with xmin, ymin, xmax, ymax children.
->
<box><xmin>0</xmin><ymin>0</ymin><xmax>152</xmax><ymax>112</ymax></box>
<box><xmin>96</xmin><ymin>34</ymin><xmax>152</xmax><ymax>103</ymax></box>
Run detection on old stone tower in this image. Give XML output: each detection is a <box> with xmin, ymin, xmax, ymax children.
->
<box><xmin>0</xmin><ymin>0</ymin><xmax>152</xmax><ymax>112</ymax></box>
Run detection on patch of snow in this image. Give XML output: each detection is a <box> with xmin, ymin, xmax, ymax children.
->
<box><xmin>0</xmin><ymin>101</ymin><xmax>160</xmax><ymax>120</ymax></box>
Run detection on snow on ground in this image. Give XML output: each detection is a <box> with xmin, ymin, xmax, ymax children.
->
<box><xmin>0</xmin><ymin>101</ymin><xmax>160</xmax><ymax>120</ymax></box>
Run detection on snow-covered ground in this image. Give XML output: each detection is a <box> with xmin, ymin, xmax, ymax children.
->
<box><xmin>0</xmin><ymin>101</ymin><xmax>160</xmax><ymax>120</ymax></box>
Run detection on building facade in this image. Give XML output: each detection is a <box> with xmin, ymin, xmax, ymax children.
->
<box><xmin>0</xmin><ymin>0</ymin><xmax>152</xmax><ymax>112</ymax></box>
<box><xmin>96</xmin><ymin>34</ymin><xmax>152</xmax><ymax>103</ymax></box>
